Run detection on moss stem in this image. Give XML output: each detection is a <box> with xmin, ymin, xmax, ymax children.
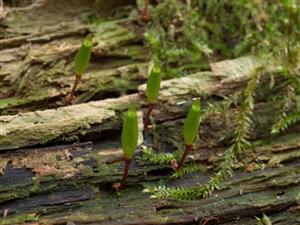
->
<box><xmin>176</xmin><ymin>144</ymin><xmax>193</xmax><ymax>171</ymax></box>
<box><xmin>66</xmin><ymin>74</ymin><xmax>81</xmax><ymax>104</ymax></box>
<box><xmin>121</xmin><ymin>157</ymin><xmax>132</xmax><ymax>185</ymax></box>
<box><xmin>112</xmin><ymin>157</ymin><xmax>132</xmax><ymax>191</ymax></box>
<box><xmin>140</xmin><ymin>0</ymin><xmax>150</xmax><ymax>22</ymax></box>
<box><xmin>143</xmin><ymin>103</ymin><xmax>155</xmax><ymax>133</ymax></box>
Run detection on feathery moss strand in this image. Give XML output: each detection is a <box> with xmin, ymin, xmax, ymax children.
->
<box><xmin>171</xmin><ymin>163</ymin><xmax>206</xmax><ymax>179</ymax></box>
<box><xmin>140</xmin><ymin>146</ymin><xmax>181</xmax><ymax>165</ymax></box>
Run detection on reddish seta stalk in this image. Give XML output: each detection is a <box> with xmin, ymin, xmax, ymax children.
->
<box><xmin>140</xmin><ymin>0</ymin><xmax>150</xmax><ymax>22</ymax></box>
<box><xmin>143</xmin><ymin>103</ymin><xmax>155</xmax><ymax>133</ymax></box>
<box><xmin>171</xmin><ymin>144</ymin><xmax>193</xmax><ymax>171</ymax></box>
<box><xmin>66</xmin><ymin>75</ymin><xmax>81</xmax><ymax>104</ymax></box>
<box><xmin>112</xmin><ymin>157</ymin><xmax>132</xmax><ymax>191</ymax></box>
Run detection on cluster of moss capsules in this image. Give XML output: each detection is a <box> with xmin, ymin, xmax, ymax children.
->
<box><xmin>67</xmin><ymin>34</ymin><xmax>202</xmax><ymax>191</ymax></box>
<box><xmin>112</xmin><ymin>61</ymin><xmax>202</xmax><ymax>191</ymax></box>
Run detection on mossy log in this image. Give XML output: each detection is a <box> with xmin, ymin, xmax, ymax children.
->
<box><xmin>0</xmin><ymin>55</ymin><xmax>270</xmax><ymax>150</ymax></box>
<box><xmin>0</xmin><ymin>1</ymin><xmax>300</xmax><ymax>224</ymax></box>
<box><xmin>0</xmin><ymin>0</ymin><xmax>147</xmax><ymax>115</ymax></box>
<box><xmin>0</xmin><ymin>55</ymin><xmax>299</xmax><ymax>224</ymax></box>
<box><xmin>0</xmin><ymin>133</ymin><xmax>299</xmax><ymax>224</ymax></box>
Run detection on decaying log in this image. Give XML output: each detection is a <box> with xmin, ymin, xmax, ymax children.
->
<box><xmin>0</xmin><ymin>55</ymin><xmax>299</xmax><ymax>224</ymax></box>
<box><xmin>0</xmin><ymin>134</ymin><xmax>299</xmax><ymax>224</ymax></box>
<box><xmin>0</xmin><ymin>56</ymin><xmax>270</xmax><ymax>151</ymax></box>
<box><xmin>0</xmin><ymin>0</ymin><xmax>147</xmax><ymax>115</ymax></box>
<box><xmin>0</xmin><ymin>1</ymin><xmax>299</xmax><ymax>224</ymax></box>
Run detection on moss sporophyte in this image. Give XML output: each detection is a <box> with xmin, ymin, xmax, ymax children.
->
<box><xmin>172</xmin><ymin>98</ymin><xmax>201</xmax><ymax>171</ymax></box>
<box><xmin>112</xmin><ymin>104</ymin><xmax>138</xmax><ymax>191</ymax></box>
<box><xmin>66</xmin><ymin>34</ymin><xmax>93</xmax><ymax>104</ymax></box>
<box><xmin>140</xmin><ymin>0</ymin><xmax>150</xmax><ymax>22</ymax></box>
<box><xmin>144</xmin><ymin>61</ymin><xmax>161</xmax><ymax>132</ymax></box>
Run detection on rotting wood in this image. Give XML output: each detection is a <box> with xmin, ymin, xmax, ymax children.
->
<box><xmin>1</xmin><ymin>54</ymin><xmax>297</xmax><ymax>151</ymax></box>
<box><xmin>0</xmin><ymin>1</ymin><xmax>300</xmax><ymax>224</ymax></box>
<box><xmin>0</xmin><ymin>79</ymin><xmax>298</xmax><ymax>220</ymax></box>
<box><xmin>0</xmin><ymin>55</ymin><xmax>267</xmax><ymax>150</ymax></box>
<box><xmin>0</xmin><ymin>137</ymin><xmax>299</xmax><ymax>224</ymax></box>
<box><xmin>0</xmin><ymin>0</ymin><xmax>147</xmax><ymax>115</ymax></box>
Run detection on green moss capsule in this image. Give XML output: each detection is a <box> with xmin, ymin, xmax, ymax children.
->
<box><xmin>146</xmin><ymin>61</ymin><xmax>161</xmax><ymax>103</ymax></box>
<box><xmin>74</xmin><ymin>34</ymin><xmax>93</xmax><ymax>76</ymax></box>
<box><xmin>122</xmin><ymin>104</ymin><xmax>138</xmax><ymax>158</ymax></box>
<box><xmin>183</xmin><ymin>99</ymin><xmax>201</xmax><ymax>145</ymax></box>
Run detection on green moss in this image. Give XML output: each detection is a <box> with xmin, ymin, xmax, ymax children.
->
<box><xmin>145</xmin><ymin>0</ymin><xmax>299</xmax><ymax>77</ymax></box>
<box><xmin>0</xmin><ymin>20</ymin><xmax>145</xmax><ymax>114</ymax></box>
<box><xmin>0</xmin><ymin>103</ymin><xmax>116</xmax><ymax>150</ymax></box>
<box><xmin>0</xmin><ymin>213</ymin><xmax>39</xmax><ymax>225</ymax></box>
<box><xmin>139</xmin><ymin>146</ymin><xmax>181</xmax><ymax>166</ymax></box>
<box><xmin>0</xmin><ymin>91</ymin><xmax>48</xmax><ymax>111</ymax></box>
<box><xmin>0</xmin><ymin>179</ymin><xmax>57</xmax><ymax>203</ymax></box>
<box><xmin>41</xmin><ymin>212</ymin><xmax>105</xmax><ymax>224</ymax></box>
<box><xmin>30</xmin><ymin>176</ymin><xmax>41</xmax><ymax>193</ymax></box>
<box><xmin>78</xmin><ymin>164</ymin><xmax>96</xmax><ymax>177</ymax></box>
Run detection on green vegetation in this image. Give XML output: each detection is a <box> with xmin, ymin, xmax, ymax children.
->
<box><xmin>66</xmin><ymin>34</ymin><xmax>93</xmax><ymax>104</ymax></box>
<box><xmin>271</xmin><ymin>0</ymin><xmax>300</xmax><ymax>135</ymax></box>
<box><xmin>113</xmin><ymin>104</ymin><xmax>138</xmax><ymax>191</ymax></box>
<box><xmin>146</xmin><ymin>61</ymin><xmax>161</xmax><ymax>104</ymax></box>
<box><xmin>145</xmin><ymin>0</ymin><xmax>299</xmax><ymax>78</ymax></box>
<box><xmin>2</xmin><ymin>0</ymin><xmax>300</xmax><ymax>223</ymax></box>
<box><xmin>183</xmin><ymin>98</ymin><xmax>201</xmax><ymax>146</ymax></box>
<box><xmin>171</xmin><ymin>163</ymin><xmax>206</xmax><ymax>179</ymax></box>
<box><xmin>141</xmin><ymin>0</ymin><xmax>300</xmax><ymax>199</ymax></box>
<box><xmin>146</xmin><ymin>67</ymin><xmax>261</xmax><ymax>199</ymax></box>
<box><xmin>122</xmin><ymin>104</ymin><xmax>139</xmax><ymax>159</ymax></box>
<box><xmin>75</xmin><ymin>34</ymin><xmax>93</xmax><ymax>76</ymax></box>
<box><xmin>144</xmin><ymin>61</ymin><xmax>162</xmax><ymax>131</ymax></box>
<box><xmin>140</xmin><ymin>146</ymin><xmax>181</xmax><ymax>165</ymax></box>
<box><xmin>172</xmin><ymin>98</ymin><xmax>201</xmax><ymax>171</ymax></box>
